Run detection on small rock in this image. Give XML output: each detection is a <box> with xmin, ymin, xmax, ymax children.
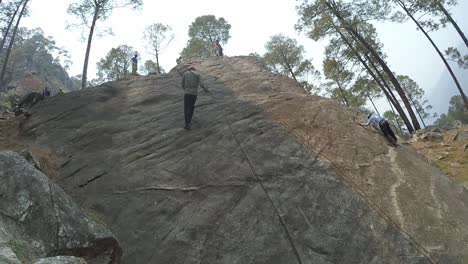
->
<box><xmin>421</xmin><ymin>132</ymin><xmax>444</xmax><ymax>142</ymax></box>
<box><xmin>454</xmin><ymin>131</ymin><xmax>468</xmax><ymax>142</ymax></box>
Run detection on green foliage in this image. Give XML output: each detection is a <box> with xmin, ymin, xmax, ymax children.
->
<box><xmin>263</xmin><ymin>34</ymin><xmax>315</xmax><ymax>82</ymax></box>
<box><xmin>328</xmin><ymin>84</ymin><xmax>367</xmax><ymax>110</ymax></box>
<box><xmin>96</xmin><ymin>44</ymin><xmax>135</xmax><ymax>82</ymax></box>
<box><xmin>0</xmin><ymin>89</ymin><xmax>16</xmax><ymax>109</ymax></box>
<box><xmin>448</xmin><ymin>95</ymin><xmax>468</xmax><ymax>122</ymax></box>
<box><xmin>188</xmin><ymin>15</ymin><xmax>231</xmax><ymax>44</ymax></box>
<box><xmin>7</xmin><ymin>239</ymin><xmax>22</xmax><ymax>258</ymax></box>
<box><xmin>383</xmin><ymin>110</ymin><xmax>403</xmax><ymax>134</ymax></box>
<box><xmin>445</xmin><ymin>47</ymin><xmax>468</xmax><ymax>69</ymax></box>
<box><xmin>434</xmin><ymin>113</ymin><xmax>455</xmax><ymax>129</ymax></box>
<box><xmin>181</xmin><ymin>15</ymin><xmax>231</xmax><ymax>59</ymax></box>
<box><xmin>67</xmin><ymin>0</ymin><xmax>142</xmax><ymax>27</ymax></box>
<box><xmin>434</xmin><ymin>95</ymin><xmax>468</xmax><ymax>128</ymax></box>
<box><xmin>352</xmin><ymin>77</ymin><xmax>382</xmax><ymax>100</ymax></box>
<box><xmin>142</xmin><ymin>60</ymin><xmax>164</xmax><ymax>74</ymax></box>
<box><xmin>397</xmin><ymin>75</ymin><xmax>433</xmax><ymax>124</ymax></box>
<box><xmin>0</xmin><ymin>28</ymin><xmax>76</xmax><ymax>92</ymax></box>
<box><xmin>181</xmin><ymin>38</ymin><xmax>213</xmax><ymax>59</ymax></box>
<box><xmin>323</xmin><ymin>59</ymin><xmax>353</xmax><ymax>85</ymax></box>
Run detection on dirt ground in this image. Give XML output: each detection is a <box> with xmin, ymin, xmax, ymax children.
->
<box><xmin>409</xmin><ymin>125</ymin><xmax>468</xmax><ymax>184</ymax></box>
<box><xmin>0</xmin><ymin>114</ymin><xmax>61</xmax><ymax>178</ymax></box>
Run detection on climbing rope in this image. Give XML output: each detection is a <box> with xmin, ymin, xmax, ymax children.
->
<box><xmin>208</xmin><ymin>93</ymin><xmax>303</xmax><ymax>264</ymax></box>
<box><xmin>263</xmin><ymin>107</ymin><xmax>439</xmax><ymax>264</ymax></box>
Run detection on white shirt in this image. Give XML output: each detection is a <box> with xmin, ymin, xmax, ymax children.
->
<box><xmin>363</xmin><ymin>113</ymin><xmax>384</xmax><ymax>126</ymax></box>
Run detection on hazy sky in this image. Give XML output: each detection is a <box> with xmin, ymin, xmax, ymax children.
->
<box><xmin>20</xmin><ymin>0</ymin><xmax>468</xmax><ymax>117</ymax></box>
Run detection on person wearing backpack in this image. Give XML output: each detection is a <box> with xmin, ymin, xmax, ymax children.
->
<box><xmin>181</xmin><ymin>66</ymin><xmax>210</xmax><ymax>130</ymax></box>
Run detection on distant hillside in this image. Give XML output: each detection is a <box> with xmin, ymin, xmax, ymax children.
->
<box><xmin>428</xmin><ymin>45</ymin><xmax>468</xmax><ymax>119</ymax></box>
<box><xmin>0</xmin><ymin>29</ymin><xmax>80</xmax><ymax>98</ymax></box>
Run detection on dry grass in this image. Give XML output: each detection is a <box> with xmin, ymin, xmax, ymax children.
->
<box><xmin>0</xmin><ymin>116</ymin><xmax>61</xmax><ymax>179</ymax></box>
<box><xmin>410</xmin><ymin>126</ymin><xmax>468</xmax><ymax>183</ymax></box>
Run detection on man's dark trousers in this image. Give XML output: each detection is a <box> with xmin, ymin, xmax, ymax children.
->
<box><xmin>184</xmin><ymin>94</ymin><xmax>197</xmax><ymax>126</ymax></box>
<box><xmin>379</xmin><ymin>120</ymin><xmax>397</xmax><ymax>143</ymax></box>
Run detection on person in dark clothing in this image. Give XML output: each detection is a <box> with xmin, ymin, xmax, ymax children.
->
<box><xmin>360</xmin><ymin>113</ymin><xmax>398</xmax><ymax>145</ymax></box>
<box><xmin>131</xmin><ymin>53</ymin><xmax>138</xmax><ymax>75</ymax></box>
<box><xmin>181</xmin><ymin>66</ymin><xmax>210</xmax><ymax>130</ymax></box>
<box><xmin>43</xmin><ymin>87</ymin><xmax>51</xmax><ymax>97</ymax></box>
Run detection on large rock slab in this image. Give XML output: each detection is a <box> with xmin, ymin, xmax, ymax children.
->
<box><xmin>18</xmin><ymin>56</ymin><xmax>468</xmax><ymax>263</ymax></box>
<box><xmin>0</xmin><ymin>151</ymin><xmax>121</xmax><ymax>263</ymax></box>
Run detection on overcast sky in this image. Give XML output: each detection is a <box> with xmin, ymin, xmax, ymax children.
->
<box><xmin>20</xmin><ymin>0</ymin><xmax>468</xmax><ymax>119</ymax></box>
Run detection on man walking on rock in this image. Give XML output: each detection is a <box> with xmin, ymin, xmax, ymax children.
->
<box><xmin>181</xmin><ymin>66</ymin><xmax>210</xmax><ymax>130</ymax></box>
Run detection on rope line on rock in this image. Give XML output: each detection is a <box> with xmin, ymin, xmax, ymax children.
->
<box><xmin>206</xmin><ymin>92</ymin><xmax>303</xmax><ymax>264</ymax></box>
<box><xmin>197</xmin><ymin>62</ymin><xmax>437</xmax><ymax>262</ymax></box>
<box><xmin>225</xmin><ymin>119</ymin><xmax>304</xmax><ymax>264</ymax></box>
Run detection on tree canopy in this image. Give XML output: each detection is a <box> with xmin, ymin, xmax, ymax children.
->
<box><xmin>96</xmin><ymin>44</ymin><xmax>135</xmax><ymax>82</ymax></box>
<box><xmin>263</xmin><ymin>34</ymin><xmax>314</xmax><ymax>83</ymax></box>
<box><xmin>181</xmin><ymin>15</ymin><xmax>231</xmax><ymax>59</ymax></box>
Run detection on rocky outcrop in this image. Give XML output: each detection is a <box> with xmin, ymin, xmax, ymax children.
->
<box><xmin>16</xmin><ymin>56</ymin><xmax>468</xmax><ymax>263</ymax></box>
<box><xmin>0</xmin><ymin>151</ymin><xmax>121</xmax><ymax>263</ymax></box>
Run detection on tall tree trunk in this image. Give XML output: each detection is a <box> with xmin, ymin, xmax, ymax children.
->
<box><xmin>397</xmin><ymin>0</ymin><xmax>468</xmax><ymax>109</ymax></box>
<box><xmin>327</xmin><ymin>1</ymin><xmax>421</xmax><ymax>131</ymax></box>
<box><xmin>363</xmin><ymin>53</ymin><xmax>399</xmax><ymax>104</ymax></box>
<box><xmin>156</xmin><ymin>52</ymin><xmax>160</xmax><ymax>74</ymax></box>
<box><xmin>336</xmin><ymin>81</ymin><xmax>350</xmax><ymax>107</ymax></box>
<box><xmin>367</xmin><ymin>94</ymin><xmax>380</xmax><ymax>116</ymax></box>
<box><xmin>81</xmin><ymin>6</ymin><xmax>100</xmax><ymax>90</ymax></box>
<box><xmin>334</xmin><ymin>27</ymin><xmax>415</xmax><ymax>132</ymax></box>
<box><xmin>280</xmin><ymin>51</ymin><xmax>298</xmax><ymax>82</ymax></box>
<box><xmin>435</xmin><ymin>0</ymin><xmax>468</xmax><ymax>48</ymax></box>
<box><xmin>387</xmin><ymin>97</ymin><xmax>403</xmax><ymax>135</ymax></box>
<box><xmin>0</xmin><ymin>0</ymin><xmax>28</xmax><ymax>88</ymax></box>
<box><xmin>407</xmin><ymin>94</ymin><xmax>427</xmax><ymax>128</ymax></box>
<box><xmin>0</xmin><ymin>0</ymin><xmax>23</xmax><ymax>57</ymax></box>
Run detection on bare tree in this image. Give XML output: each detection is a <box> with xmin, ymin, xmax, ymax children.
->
<box><xmin>143</xmin><ymin>23</ymin><xmax>173</xmax><ymax>74</ymax></box>
<box><xmin>67</xmin><ymin>0</ymin><xmax>142</xmax><ymax>89</ymax></box>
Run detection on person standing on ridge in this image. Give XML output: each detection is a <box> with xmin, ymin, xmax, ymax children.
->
<box><xmin>131</xmin><ymin>53</ymin><xmax>138</xmax><ymax>75</ymax></box>
<box><xmin>181</xmin><ymin>66</ymin><xmax>210</xmax><ymax>130</ymax></box>
<box><xmin>215</xmin><ymin>40</ymin><xmax>223</xmax><ymax>56</ymax></box>
<box><xmin>359</xmin><ymin>112</ymin><xmax>398</xmax><ymax>145</ymax></box>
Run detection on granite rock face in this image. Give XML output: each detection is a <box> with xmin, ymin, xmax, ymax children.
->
<box><xmin>0</xmin><ymin>151</ymin><xmax>121</xmax><ymax>263</ymax></box>
<box><xmin>18</xmin><ymin>56</ymin><xmax>468</xmax><ymax>263</ymax></box>
<box><xmin>33</xmin><ymin>256</ymin><xmax>88</xmax><ymax>264</ymax></box>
